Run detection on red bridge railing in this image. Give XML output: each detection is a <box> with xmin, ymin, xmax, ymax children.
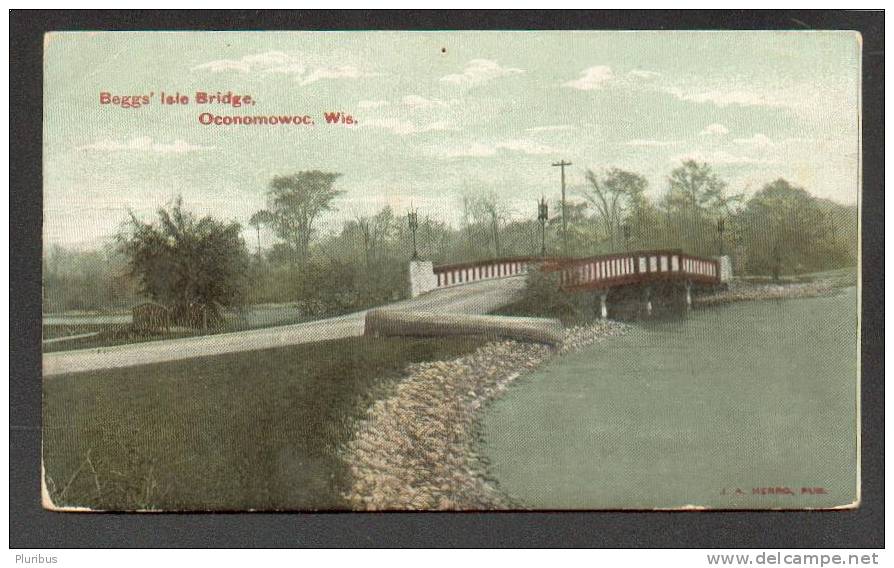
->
<box><xmin>433</xmin><ymin>256</ymin><xmax>546</xmax><ymax>288</ymax></box>
<box><xmin>544</xmin><ymin>249</ymin><xmax>720</xmax><ymax>290</ymax></box>
<box><xmin>432</xmin><ymin>249</ymin><xmax>720</xmax><ymax>291</ymax></box>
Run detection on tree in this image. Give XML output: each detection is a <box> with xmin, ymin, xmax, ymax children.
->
<box><xmin>254</xmin><ymin>171</ymin><xmax>344</xmax><ymax>265</ymax></box>
<box><xmin>581</xmin><ymin>168</ymin><xmax>648</xmax><ymax>251</ymax></box>
<box><xmin>661</xmin><ymin>161</ymin><xmax>741</xmax><ymax>256</ymax></box>
<box><xmin>469</xmin><ymin>191</ymin><xmax>511</xmax><ymax>257</ymax></box>
<box><xmin>737</xmin><ymin>179</ymin><xmax>850</xmax><ymax>279</ymax></box>
<box><xmin>117</xmin><ymin>198</ymin><xmax>249</xmax><ymax>325</ymax></box>
<box><xmin>248</xmin><ymin>210</ymin><xmax>272</xmax><ymax>258</ymax></box>
<box><xmin>664</xmin><ymin>160</ymin><xmax>734</xmax><ymax>214</ymax></box>
<box><xmin>354</xmin><ymin>206</ymin><xmax>397</xmax><ymax>272</ymax></box>
<box><xmin>548</xmin><ymin>200</ymin><xmax>596</xmax><ymax>256</ymax></box>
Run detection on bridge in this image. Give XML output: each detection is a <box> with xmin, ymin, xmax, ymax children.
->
<box><xmin>412</xmin><ymin>249</ymin><xmax>730</xmax><ymax>317</ymax></box>
<box><xmin>44</xmin><ymin>249</ymin><xmax>729</xmax><ymax>377</ymax></box>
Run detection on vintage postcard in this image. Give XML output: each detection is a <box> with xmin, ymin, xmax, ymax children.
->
<box><xmin>41</xmin><ymin>30</ymin><xmax>860</xmax><ymax>511</ymax></box>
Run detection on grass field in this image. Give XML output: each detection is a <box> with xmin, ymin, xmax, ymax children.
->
<box><xmin>43</xmin><ymin>335</ymin><xmax>480</xmax><ymax>511</ymax></box>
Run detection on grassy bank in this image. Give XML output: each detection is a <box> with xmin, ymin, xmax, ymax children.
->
<box><xmin>43</xmin><ymin>335</ymin><xmax>480</xmax><ymax>511</ymax></box>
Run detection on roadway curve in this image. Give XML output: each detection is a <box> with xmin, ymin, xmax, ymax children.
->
<box><xmin>43</xmin><ymin>276</ymin><xmax>526</xmax><ymax>378</ymax></box>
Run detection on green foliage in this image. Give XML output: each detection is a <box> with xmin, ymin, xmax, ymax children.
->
<box><xmin>117</xmin><ymin>198</ymin><xmax>250</xmax><ymax>323</ymax></box>
<box><xmin>254</xmin><ymin>170</ymin><xmax>344</xmax><ymax>264</ymax></box>
<box><xmin>657</xmin><ymin>161</ymin><xmax>743</xmax><ymax>257</ymax></box>
<box><xmin>664</xmin><ymin>160</ymin><xmax>738</xmax><ymax>214</ymax></box>
<box><xmin>496</xmin><ymin>266</ymin><xmax>595</xmax><ymax>324</ymax></box>
<box><xmin>737</xmin><ymin>179</ymin><xmax>855</xmax><ymax>278</ymax></box>
<box><xmin>581</xmin><ymin>167</ymin><xmax>648</xmax><ymax>251</ymax></box>
<box><xmin>42</xmin><ymin>245</ymin><xmax>138</xmax><ymax>313</ymax></box>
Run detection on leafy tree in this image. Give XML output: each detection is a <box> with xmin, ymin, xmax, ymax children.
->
<box><xmin>737</xmin><ymin>179</ymin><xmax>850</xmax><ymax>279</ymax></box>
<box><xmin>117</xmin><ymin>198</ymin><xmax>249</xmax><ymax>324</ymax></box>
<box><xmin>581</xmin><ymin>168</ymin><xmax>648</xmax><ymax>251</ymax></box>
<box><xmin>548</xmin><ymin>200</ymin><xmax>597</xmax><ymax>256</ymax></box>
<box><xmin>254</xmin><ymin>171</ymin><xmax>344</xmax><ymax>265</ymax></box>
<box><xmin>661</xmin><ymin>161</ymin><xmax>742</xmax><ymax>256</ymax></box>
<box><xmin>664</xmin><ymin>160</ymin><xmax>736</xmax><ymax>214</ymax></box>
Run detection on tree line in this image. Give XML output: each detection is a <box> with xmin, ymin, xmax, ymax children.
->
<box><xmin>42</xmin><ymin>161</ymin><xmax>858</xmax><ymax>321</ymax></box>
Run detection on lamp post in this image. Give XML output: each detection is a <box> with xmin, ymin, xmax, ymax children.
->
<box><xmin>408</xmin><ymin>209</ymin><xmax>419</xmax><ymax>260</ymax></box>
<box><xmin>537</xmin><ymin>196</ymin><xmax>549</xmax><ymax>257</ymax></box>
<box><xmin>622</xmin><ymin>223</ymin><xmax>631</xmax><ymax>252</ymax></box>
<box><xmin>717</xmin><ymin>217</ymin><xmax>725</xmax><ymax>256</ymax></box>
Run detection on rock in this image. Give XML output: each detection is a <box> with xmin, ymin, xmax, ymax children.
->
<box><xmin>339</xmin><ymin>320</ymin><xmax>628</xmax><ymax>510</ymax></box>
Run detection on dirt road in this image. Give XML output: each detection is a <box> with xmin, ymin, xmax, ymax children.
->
<box><xmin>42</xmin><ymin>277</ymin><xmax>526</xmax><ymax>377</ymax></box>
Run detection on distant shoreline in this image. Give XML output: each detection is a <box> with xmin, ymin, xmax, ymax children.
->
<box><xmin>695</xmin><ymin>276</ymin><xmax>852</xmax><ymax>306</ymax></box>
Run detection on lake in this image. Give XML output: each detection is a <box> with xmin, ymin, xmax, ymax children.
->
<box><xmin>480</xmin><ymin>287</ymin><xmax>859</xmax><ymax>509</ymax></box>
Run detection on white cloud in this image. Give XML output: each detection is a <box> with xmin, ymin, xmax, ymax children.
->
<box><xmin>401</xmin><ymin>95</ymin><xmax>448</xmax><ymax>109</ymax></box>
<box><xmin>563</xmin><ymin>66</ymin><xmax>614</xmax><ymax>91</ymax></box>
<box><xmin>440</xmin><ymin>59</ymin><xmax>524</xmax><ymax>87</ymax></box>
<box><xmin>364</xmin><ymin>118</ymin><xmax>453</xmax><ymax>136</ymax></box>
<box><xmin>628</xmin><ymin>69</ymin><xmax>661</xmax><ymax>79</ymax></box>
<box><xmin>671</xmin><ymin>149</ymin><xmax>777</xmax><ymax>166</ymax></box>
<box><xmin>525</xmin><ymin>125</ymin><xmax>573</xmax><ymax>133</ymax></box>
<box><xmin>624</xmin><ymin>139</ymin><xmax>681</xmax><ymax>147</ymax></box>
<box><xmin>442</xmin><ymin>139</ymin><xmax>556</xmax><ymax>158</ymax></box>
<box><xmin>299</xmin><ymin>65</ymin><xmax>369</xmax><ymax>85</ymax></box>
<box><xmin>358</xmin><ymin>100</ymin><xmax>389</xmax><ymax>109</ymax></box>
<box><xmin>699</xmin><ymin>123</ymin><xmax>730</xmax><ymax>136</ymax></box>
<box><xmin>664</xmin><ymin>85</ymin><xmax>789</xmax><ymax>108</ymax></box>
<box><xmin>192</xmin><ymin>51</ymin><xmax>295</xmax><ymax>73</ymax></box>
<box><xmin>192</xmin><ymin>51</ymin><xmax>376</xmax><ymax>85</ymax></box>
<box><xmin>76</xmin><ymin>137</ymin><xmax>212</xmax><ymax>154</ymax></box>
<box><xmin>733</xmin><ymin>133</ymin><xmax>777</xmax><ymax>147</ymax></box>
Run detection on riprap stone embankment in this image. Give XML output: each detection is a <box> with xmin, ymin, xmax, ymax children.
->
<box><xmin>341</xmin><ymin>320</ymin><xmax>629</xmax><ymax>510</ymax></box>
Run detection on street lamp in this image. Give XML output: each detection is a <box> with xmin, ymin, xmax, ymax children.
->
<box><xmin>622</xmin><ymin>223</ymin><xmax>631</xmax><ymax>252</ymax></box>
<box><xmin>717</xmin><ymin>217</ymin><xmax>725</xmax><ymax>256</ymax></box>
<box><xmin>537</xmin><ymin>196</ymin><xmax>549</xmax><ymax>257</ymax></box>
<box><xmin>408</xmin><ymin>209</ymin><xmax>419</xmax><ymax>260</ymax></box>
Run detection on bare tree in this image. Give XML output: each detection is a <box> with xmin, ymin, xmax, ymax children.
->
<box><xmin>580</xmin><ymin>168</ymin><xmax>647</xmax><ymax>251</ymax></box>
<box><xmin>248</xmin><ymin>210</ymin><xmax>271</xmax><ymax>258</ymax></box>
<box><xmin>355</xmin><ymin>206</ymin><xmax>396</xmax><ymax>271</ymax></box>
<box><xmin>469</xmin><ymin>190</ymin><xmax>512</xmax><ymax>257</ymax></box>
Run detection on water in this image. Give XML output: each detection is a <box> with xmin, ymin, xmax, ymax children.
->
<box><xmin>480</xmin><ymin>288</ymin><xmax>859</xmax><ymax>509</ymax></box>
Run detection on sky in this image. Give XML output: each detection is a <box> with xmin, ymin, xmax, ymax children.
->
<box><xmin>43</xmin><ymin>31</ymin><xmax>861</xmax><ymax>249</ymax></box>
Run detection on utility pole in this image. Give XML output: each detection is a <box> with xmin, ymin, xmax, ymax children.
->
<box><xmin>552</xmin><ymin>160</ymin><xmax>572</xmax><ymax>257</ymax></box>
